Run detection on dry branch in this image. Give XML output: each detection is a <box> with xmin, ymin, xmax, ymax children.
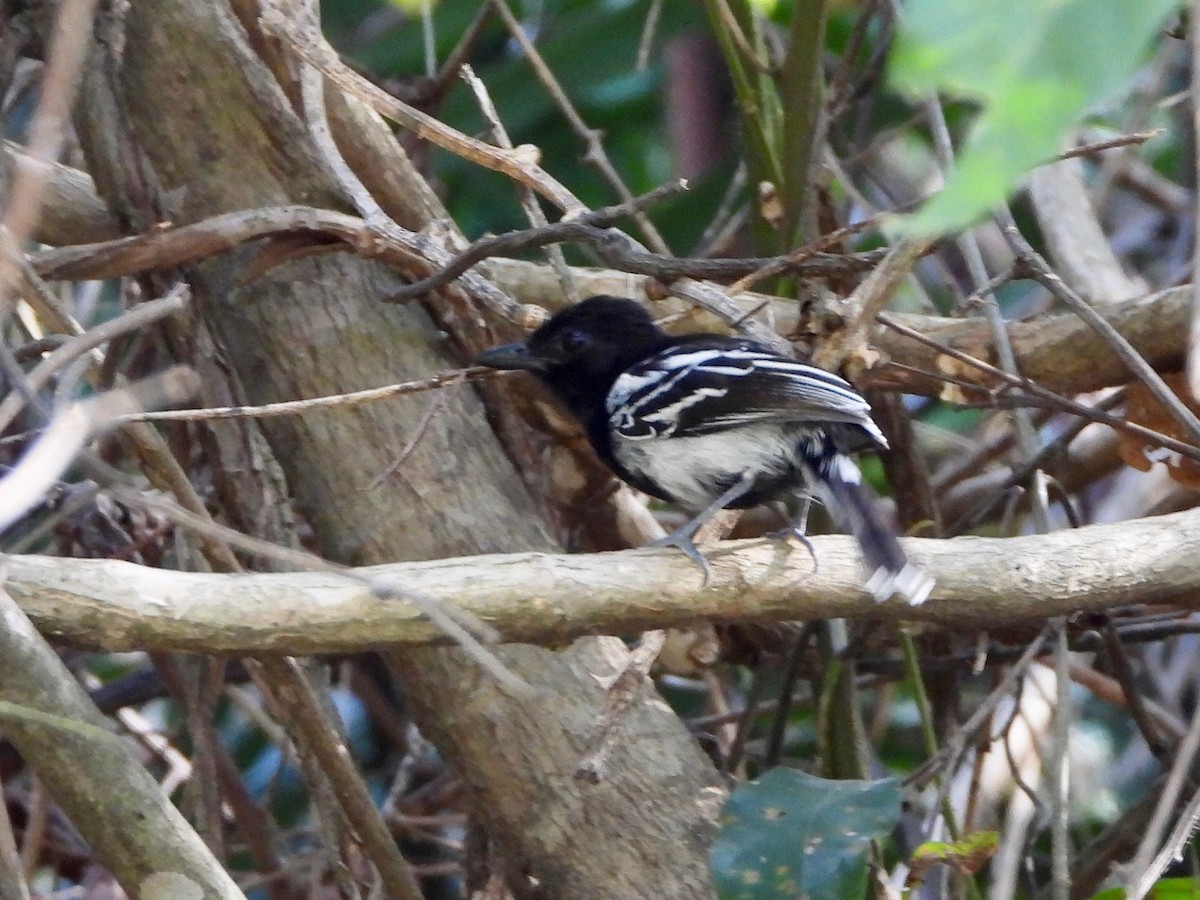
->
<box><xmin>258</xmin><ymin>8</ymin><xmax>587</xmax><ymax>216</ymax></box>
<box><xmin>13</xmin><ymin>147</ymin><xmax>1195</xmax><ymax>401</ymax></box>
<box><xmin>0</xmin><ymin>580</ymin><xmax>243</xmax><ymax>899</ymax></box>
<box><xmin>0</xmin><ymin>141</ymin><xmax>119</xmax><ymax>245</ymax></box>
<box><xmin>484</xmin><ymin>260</ymin><xmax>1193</xmax><ymax>400</ymax></box>
<box><xmin>30</xmin><ymin>205</ymin><xmax>425</xmax><ymax>281</ymax></box>
<box><xmin>1028</xmin><ymin>158</ymin><xmax>1142</xmax><ymax>305</ymax></box>
<box><xmin>10</xmin><ymin>506</ymin><xmax>1200</xmax><ymax>654</ymax></box>
<box><xmin>868</xmin><ymin>285</ymin><xmax>1191</xmax><ymax>398</ymax></box>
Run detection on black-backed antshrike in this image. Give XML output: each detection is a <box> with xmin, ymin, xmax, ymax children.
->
<box><xmin>476</xmin><ymin>295</ymin><xmax>932</xmax><ymax>605</ymax></box>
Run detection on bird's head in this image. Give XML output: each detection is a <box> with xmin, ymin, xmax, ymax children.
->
<box><xmin>476</xmin><ymin>296</ymin><xmax>668</xmax><ymax>419</ymax></box>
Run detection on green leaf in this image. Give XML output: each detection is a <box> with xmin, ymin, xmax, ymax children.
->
<box><xmin>889</xmin><ymin>0</ymin><xmax>1181</xmax><ymax>235</ymax></box>
<box><xmin>711</xmin><ymin>768</ymin><xmax>901</xmax><ymax>899</ymax></box>
<box><xmin>908</xmin><ymin>832</ymin><xmax>998</xmax><ymax>886</ymax></box>
<box><xmin>384</xmin><ymin>0</ymin><xmax>433</xmax><ymax>15</ymax></box>
<box><xmin>1093</xmin><ymin>877</ymin><xmax>1200</xmax><ymax>899</ymax></box>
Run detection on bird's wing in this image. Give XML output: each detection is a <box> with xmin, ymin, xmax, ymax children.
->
<box><xmin>606</xmin><ymin>343</ymin><xmax>883</xmax><ymax>442</ymax></box>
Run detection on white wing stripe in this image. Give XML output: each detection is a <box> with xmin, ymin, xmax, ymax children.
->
<box><xmin>609</xmin><ymin>354</ymin><xmax>716</xmax><ymax>426</ymax></box>
<box><xmin>606</xmin><ymin>345</ymin><xmax>878</xmax><ymax>439</ymax></box>
<box><xmin>642</xmin><ymin>386</ymin><xmax>728</xmax><ymax>430</ymax></box>
<box><xmin>692</xmin><ymin>364</ymin><xmax>756</xmax><ymax>376</ymax></box>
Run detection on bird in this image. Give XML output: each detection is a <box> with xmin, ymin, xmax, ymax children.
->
<box><xmin>476</xmin><ymin>295</ymin><xmax>933</xmax><ymax>605</ymax></box>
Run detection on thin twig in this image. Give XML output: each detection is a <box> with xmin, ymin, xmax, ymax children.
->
<box><xmin>1064</xmin><ymin>660</ymin><xmax>1185</xmax><ymax>743</ymax></box>
<box><xmin>635</xmin><ymin>0</ymin><xmax>663</xmax><ymax>71</ymax></box>
<box><xmin>285</xmin><ymin>6</ymin><xmax>521</xmax><ymax>322</ymax></box>
<box><xmin>0</xmin><ymin>287</ymin><xmax>189</xmax><ymax>437</ymax></box>
<box><xmin>383</xmin><ymin>182</ymin><xmax>704</xmax><ymax>300</ymax></box>
<box><xmin>996</xmin><ymin>677</ymin><xmax>1048</xmax><ymax>827</ymax></box>
<box><xmin>366</xmin><ymin>386</ymin><xmax>456</xmax><ymax>491</ymax></box>
<box><xmin>297</xmin><ymin>9</ymin><xmax>388</xmax><ymax>226</ymax></box>
<box><xmin>420</xmin><ymin>0</ymin><xmax>436</xmax><ymax>77</ymax></box>
<box><xmin>1097</xmin><ymin>627</ymin><xmax>1167</xmax><ymax>759</ymax></box>
<box><xmin>721</xmin><ymin>660</ymin><xmax>771</xmax><ymax>776</ymax></box>
<box><xmin>1123</xmin><ymin>701</ymin><xmax>1200</xmax><ymax>896</ymax></box>
<box><xmin>906</xmin><ymin>629</ymin><xmax>1052</xmax><ymax>792</ymax></box>
<box><xmin>486</xmin><ymin>0</ymin><xmax>672</xmax><ymax>254</ymax></box>
<box><xmin>1057</xmin><ymin>128</ymin><xmax>1163</xmax><ymax>162</ymax></box>
<box><xmin>690</xmin><ymin>162</ymin><xmax>748</xmax><ymax>258</ymax></box>
<box><xmin>576</xmin><ymin>630</ymin><xmax>667</xmax><ymax>783</ymax></box>
<box><xmin>461</xmin><ymin>63</ymin><xmax>575</xmax><ymax>299</ymax></box>
<box><xmin>812</xmin><ymin>236</ymin><xmax>934</xmax><ymax>369</ymax></box>
<box><xmin>764</xmin><ymin>624</ymin><xmax>817</xmax><ymax>767</ymax></box>
<box><xmin>11</xmin><ymin>254</ymin><xmax>86</xmax><ymax>338</ymax></box>
<box><xmin>708</xmin><ymin>0</ymin><xmax>774</xmax><ymax>75</ymax></box>
<box><xmin>825</xmin><ymin>0</ymin><xmax>884</xmax><ymax>125</ymax></box>
<box><xmin>945</xmin><ymin>392</ymin><xmax>1125</xmax><ymax>534</ymax></box>
<box><xmin>124</xmin><ymin>367</ymin><xmax>490</xmax><ymax>423</ymax></box>
<box><xmin>876</xmin><ymin>314</ymin><xmax>1200</xmax><ymax>463</ymax></box>
<box><xmin>251</xmin><ymin>656</ymin><xmax>425</xmax><ymax>900</ymax></box>
<box><xmin>1004</xmin><ymin>216</ymin><xmax>1200</xmax><ymax>448</ymax></box>
<box><xmin>724</xmin><ymin>204</ymin><xmax>911</xmax><ymax>297</ymax></box>
<box><xmin>1134</xmin><ymin>784</ymin><xmax>1200</xmax><ymax>898</ymax></box>
<box><xmin>670</xmin><ymin>278</ymin><xmax>789</xmax><ymax>352</ymax></box>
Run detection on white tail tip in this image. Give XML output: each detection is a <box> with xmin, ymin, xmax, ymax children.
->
<box><xmin>865</xmin><ymin>563</ymin><xmax>935</xmax><ymax>606</ymax></box>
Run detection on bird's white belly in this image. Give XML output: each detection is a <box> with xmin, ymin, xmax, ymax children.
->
<box><xmin>611</xmin><ymin>424</ymin><xmax>801</xmax><ymax>512</ymax></box>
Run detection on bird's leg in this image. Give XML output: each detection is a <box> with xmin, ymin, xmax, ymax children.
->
<box><xmin>648</xmin><ymin>470</ymin><xmax>757</xmax><ymax>584</ymax></box>
<box><xmin>766</xmin><ymin>497</ymin><xmax>818</xmax><ymax>573</ymax></box>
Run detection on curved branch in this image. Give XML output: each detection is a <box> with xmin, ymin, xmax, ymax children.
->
<box><xmin>11</xmin><ymin>507</ymin><xmax>1200</xmax><ymax>654</ymax></box>
<box><xmin>31</xmin><ymin>202</ymin><xmax>883</xmax><ymax>291</ymax></box>
<box><xmin>30</xmin><ymin>205</ymin><xmax>418</xmax><ymax>281</ymax></box>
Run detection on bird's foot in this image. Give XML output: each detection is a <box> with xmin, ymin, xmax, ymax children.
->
<box><xmin>648</xmin><ymin>529</ymin><xmax>712</xmax><ymax>585</ymax></box>
<box><xmin>764</xmin><ymin>525</ymin><xmax>819</xmax><ymax>575</ymax></box>
<box><xmin>645</xmin><ymin>471</ymin><xmax>759</xmax><ymax>586</ymax></box>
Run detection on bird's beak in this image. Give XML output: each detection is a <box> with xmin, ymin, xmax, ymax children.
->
<box><xmin>475</xmin><ymin>342</ymin><xmax>548</xmax><ymax>372</ymax></box>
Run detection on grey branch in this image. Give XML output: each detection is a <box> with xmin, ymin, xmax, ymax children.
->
<box><xmin>8</xmin><ymin>507</ymin><xmax>1200</xmax><ymax>654</ymax></box>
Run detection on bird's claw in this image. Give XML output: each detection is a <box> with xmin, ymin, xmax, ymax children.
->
<box><xmin>648</xmin><ymin>530</ymin><xmax>712</xmax><ymax>586</ymax></box>
<box><xmin>765</xmin><ymin>526</ymin><xmax>819</xmax><ymax>575</ymax></box>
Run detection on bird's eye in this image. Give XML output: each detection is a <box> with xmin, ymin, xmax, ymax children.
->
<box><xmin>560</xmin><ymin>329</ymin><xmax>590</xmax><ymax>352</ymax></box>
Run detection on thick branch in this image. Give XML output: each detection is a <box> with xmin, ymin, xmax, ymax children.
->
<box><xmin>11</xmin><ymin>507</ymin><xmax>1200</xmax><ymax>653</ymax></box>
<box><xmin>868</xmin><ymin>286</ymin><xmax>1190</xmax><ymax>398</ymax></box>
<box><xmin>485</xmin><ymin>260</ymin><xmax>1192</xmax><ymax>399</ymax></box>
<box><xmin>1</xmin><ymin>140</ymin><xmax>120</xmax><ymax>245</ymax></box>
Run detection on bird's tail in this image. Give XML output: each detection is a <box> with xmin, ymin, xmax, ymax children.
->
<box><xmin>810</xmin><ymin>452</ymin><xmax>934</xmax><ymax>606</ymax></box>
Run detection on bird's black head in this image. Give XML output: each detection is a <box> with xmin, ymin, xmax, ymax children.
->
<box><xmin>476</xmin><ymin>295</ymin><xmax>669</xmax><ymax>422</ymax></box>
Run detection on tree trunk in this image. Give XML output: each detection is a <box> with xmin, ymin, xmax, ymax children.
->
<box><xmin>68</xmin><ymin>0</ymin><xmax>723</xmax><ymax>895</ymax></box>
